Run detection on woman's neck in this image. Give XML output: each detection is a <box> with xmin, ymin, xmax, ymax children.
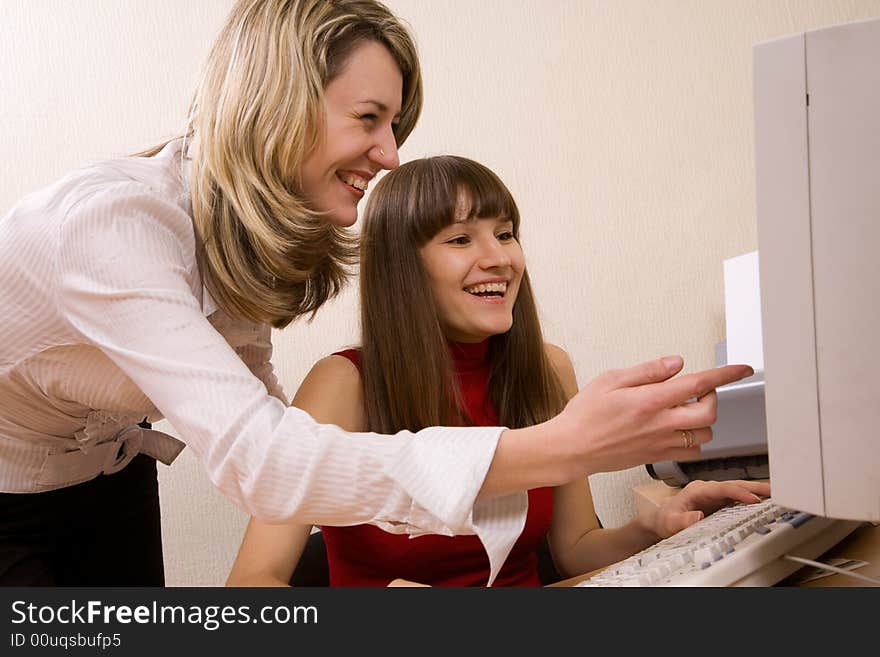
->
<box><xmin>446</xmin><ymin>338</ymin><xmax>490</xmax><ymax>371</ymax></box>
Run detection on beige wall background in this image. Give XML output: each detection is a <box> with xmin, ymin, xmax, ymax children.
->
<box><xmin>3</xmin><ymin>0</ymin><xmax>879</xmax><ymax>585</ymax></box>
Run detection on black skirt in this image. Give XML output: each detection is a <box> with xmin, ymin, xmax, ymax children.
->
<box><xmin>0</xmin><ymin>453</ymin><xmax>164</xmax><ymax>586</ymax></box>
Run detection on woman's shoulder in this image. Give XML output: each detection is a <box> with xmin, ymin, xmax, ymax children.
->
<box><xmin>60</xmin><ymin>144</ymin><xmax>190</xmax><ymax>222</ymax></box>
<box><xmin>55</xmin><ymin>152</ymin><xmax>198</xmax><ymax>271</ymax></box>
<box><xmin>298</xmin><ymin>353</ymin><xmax>363</xmax><ymax>395</ymax></box>
<box><xmin>543</xmin><ymin>342</ymin><xmax>572</xmax><ymax>368</ymax></box>
<box><xmin>543</xmin><ymin>342</ymin><xmax>579</xmax><ymax>397</ymax></box>
<box><xmin>291</xmin><ymin>353</ymin><xmax>365</xmax><ymax>431</ymax></box>
<box><xmin>330</xmin><ymin>348</ymin><xmax>361</xmax><ymax>369</ymax></box>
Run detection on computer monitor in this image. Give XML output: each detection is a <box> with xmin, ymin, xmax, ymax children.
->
<box><xmin>753</xmin><ymin>16</ymin><xmax>880</xmax><ymax>522</ymax></box>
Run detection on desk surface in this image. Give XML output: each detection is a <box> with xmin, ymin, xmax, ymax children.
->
<box><xmin>549</xmin><ymin>481</ymin><xmax>880</xmax><ymax>587</ymax></box>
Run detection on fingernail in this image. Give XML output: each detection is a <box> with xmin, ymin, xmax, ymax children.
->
<box><xmin>663</xmin><ymin>356</ymin><xmax>683</xmax><ymax>370</ymax></box>
<box><xmin>751</xmin><ymin>494</ymin><xmax>762</xmax><ymax>503</ymax></box>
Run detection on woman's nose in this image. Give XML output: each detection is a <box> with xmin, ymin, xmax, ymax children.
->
<box><xmin>369</xmin><ymin>129</ymin><xmax>400</xmax><ymax>170</ymax></box>
<box><xmin>478</xmin><ymin>239</ymin><xmax>511</xmax><ymax>269</ymax></box>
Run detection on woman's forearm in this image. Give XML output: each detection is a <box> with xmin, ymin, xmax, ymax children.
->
<box><xmin>478</xmin><ymin>421</ymin><xmax>575</xmax><ymax>500</ymax></box>
<box><xmin>554</xmin><ymin>521</ymin><xmax>659</xmax><ymax>579</ymax></box>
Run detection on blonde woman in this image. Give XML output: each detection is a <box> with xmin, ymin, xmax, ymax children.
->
<box><xmin>226</xmin><ymin>156</ymin><xmax>768</xmax><ymax>587</ymax></box>
<box><xmin>0</xmin><ymin>1</ymin><xmax>752</xmax><ymax>586</ymax></box>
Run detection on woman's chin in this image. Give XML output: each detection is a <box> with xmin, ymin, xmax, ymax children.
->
<box><xmin>325</xmin><ymin>212</ymin><xmax>358</xmax><ymax>228</ymax></box>
<box><xmin>317</xmin><ymin>201</ymin><xmax>359</xmax><ymax>227</ymax></box>
<box><xmin>458</xmin><ymin>324</ymin><xmax>513</xmax><ymax>343</ymax></box>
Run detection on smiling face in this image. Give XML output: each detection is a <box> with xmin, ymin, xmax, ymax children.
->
<box><xmin>299</xmin><ymin>40</ymin><xmax>403</xmax><ymax>227</ymax></box>
<box><xmin>419</xmin><ymin>206</ymin><xmax>526</xmax><ymax>343</ymax></box>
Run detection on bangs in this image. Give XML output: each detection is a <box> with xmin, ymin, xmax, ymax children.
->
<box><xmin>389</xmin><ymin>156</ymin><xmax>520</xmax><ymax>245</ymax></box>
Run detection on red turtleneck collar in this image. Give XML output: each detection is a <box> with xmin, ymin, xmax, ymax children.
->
<box><xmin>446</xmin><ymin>339</ymin><xmax>491</xmax><ymax>373</ymax></box>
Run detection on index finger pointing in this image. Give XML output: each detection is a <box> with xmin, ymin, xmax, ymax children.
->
<box><xmin>650</xmin><ymin>364</ymin><xmax>754</xmax><ymax>407</ymax></box>
<box><xmin>601</xmin><ymin>355</ymin><xmax>684</xmax><ymax>390</ymax></box>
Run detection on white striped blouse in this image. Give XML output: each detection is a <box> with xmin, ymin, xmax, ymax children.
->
<box><xmin>0</xmin><ymin>140</ymin><xmax>527</xmax><ymax>585</ymax></box>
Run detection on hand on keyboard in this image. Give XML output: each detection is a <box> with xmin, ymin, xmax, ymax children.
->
<box><xmin>644</xmin><ymin>479</ymin><xmax>771</xmax><ymax>540</ymax></box>
<box><xmin>576</xmin><ymin>496</ymin><xmax>861</xmax><ymax>587</ymax></box>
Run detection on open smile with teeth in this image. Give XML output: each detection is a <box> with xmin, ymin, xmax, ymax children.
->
<box><xmin>464</xmin><ymin>282</ymin><xmax>507</xmax><ymax>297</ymax></box>
<box><xmin>338</xmin><ymin>172</ymin><xmax>369</xmax><ymax>191</ymax></box>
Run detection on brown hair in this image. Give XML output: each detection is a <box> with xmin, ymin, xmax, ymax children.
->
<box><xmin>143</xmin><ymin>0</ymin><xmax>423</xmax><ymax>327</ymax></box>
<box><xmin>359</xmin><ymin>155</ymin><xmax>567</xmax><ymax>432</ymax></box>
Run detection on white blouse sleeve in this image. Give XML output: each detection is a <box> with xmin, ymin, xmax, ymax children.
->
<box><xmin>234</xmin><ymin>323</ymin><xmax>288</xmax><ymax>403</ymax></box>
<box><xmin>55</xmin><ymin>183</ymin><xmax>526</xmax><ymax>584</ymax></box>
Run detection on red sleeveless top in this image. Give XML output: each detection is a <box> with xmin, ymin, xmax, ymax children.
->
<box><xmin>320</xmin><ymin>340</ymin><xmax>554</xmax><ymax>587</ymax></box>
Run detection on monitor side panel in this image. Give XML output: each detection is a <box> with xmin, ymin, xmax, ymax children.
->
<box><xmin>807</xmin><ymin>19</ymin><xmax>880</xmax><ymax>521</ymax></box>
<box><xmin>753</xmin><ymin>33</ymin><xmax>825</xmax><ymax>514</ymax></box>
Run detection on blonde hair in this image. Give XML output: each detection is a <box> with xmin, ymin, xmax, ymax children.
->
<box><xmin>177</xmin><ymin>0</ymin><xmax>422</xmax><ymax>327</ymax></box>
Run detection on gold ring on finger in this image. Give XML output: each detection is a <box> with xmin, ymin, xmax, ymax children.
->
<box><xmin>680</xmin><ymin>429</ymin><xmax>696</xmax><ymax>449</ymax></box>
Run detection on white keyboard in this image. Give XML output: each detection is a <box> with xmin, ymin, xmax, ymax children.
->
<box><xmin>576</xmin><ymin>498</ymin><xmax>862</xmax><ymax>586</ymax></box>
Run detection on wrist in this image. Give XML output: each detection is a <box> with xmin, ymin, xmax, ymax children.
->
<box><xmin>482</xmin><ymin>419</ymin><xmax>573</xmax><ymax>498</ymax></box>
<box><xmin>634</xmin><ymin>506</ymin><xmax>661</xmax><ymax>542</ymax></box>
<box><xmin>547</xmin><ymin>413</ymin><xmax>589</xmax><ymax>485</ymax></box>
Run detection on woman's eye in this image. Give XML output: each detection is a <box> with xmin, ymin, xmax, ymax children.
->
<box><xmin>447</xmin><ymin>236</ymin><xmax>471</xmax><ymax>245</ymax></box>
<box><xmin>360</xmin><ymin>113</ymin><xmax>378</xmax><ymax>124</ymax></box>
<box><xmin>496</xmin><ymin>231</ymin><xmax>514</xmax><ymax>241</ymax></box>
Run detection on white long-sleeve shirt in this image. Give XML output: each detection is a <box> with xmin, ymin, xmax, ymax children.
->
<box><xmin>0</xmin><ymin>140</ymin><xmax>527</xmax><ymax>584</ymax></box>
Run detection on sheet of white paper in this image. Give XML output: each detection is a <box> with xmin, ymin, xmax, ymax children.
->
<box><xmin>723</xmin><ymin>251</ymin><xmax>764</xmax><ymax>371</ymax></box>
